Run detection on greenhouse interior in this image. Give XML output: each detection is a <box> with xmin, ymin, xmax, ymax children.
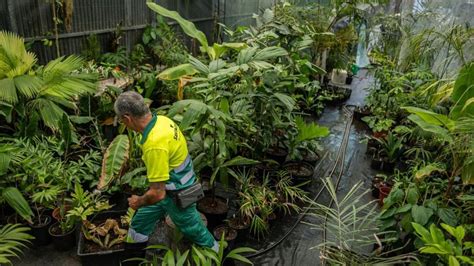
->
<box><xmin>0</xmin><ymin>0</ymin><xmax>473</xmax><ymax>265</ymax></box>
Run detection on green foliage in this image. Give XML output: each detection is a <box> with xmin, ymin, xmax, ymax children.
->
<box><xmin>0</xmin><ymin>224</ymin><xmax>34</xmax><ymax>265</ymax></box>
<box><xmin>1</xmin><ymin>187</ymin><xmax>33</xmax><ymax>224</ymax></box>
<box><xmin>412</xmin><ymin>222</ymin><xmax>474</xmax><ymax>265</ymax></box>
<box><xmin>309</xmin><ymin>177</ymin><xmax>417</xmax><ymax>264</ymax></box>
<box><xmin>98</xmin><ymin>134</ymin><xmax>130</xmax><ymax>190</ymax></box>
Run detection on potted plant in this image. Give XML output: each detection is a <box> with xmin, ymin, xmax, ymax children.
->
<box><xmin>49</xmin><ymin>183</ymin><xmax>111</xmax><ymax>251</ymax></box>
<box><xmin>213</xmin><ymin>224</ymin><xmax>238</xmax><ymax>250</ymax></box>
<box><xmin>77</xmin><ymin>209</ymin><xmax>132</xmax><ymax>266</ymax></box>
<box><xmin>376</xmin><ymin>132</ymin><xmax>404</xmax><ymax>172</ymax></box>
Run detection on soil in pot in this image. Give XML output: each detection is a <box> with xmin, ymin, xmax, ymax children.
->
<box><xmin>29</xmin><ymin>215</ymin><xmax>52</xmax><ymax>247</ymax></box>
<box><xmin>78</xmin><ymin>211</ymin><xmax>127</xmax><ymax>266</ymax></box>
<box><xmin>301</xmin><ymin>150</ymin><xmax>320</xmax><ymax>164</ymax></box>
<box><xmin>227</xmin><ymin>216</ymin><xmax>250</xmax><ymax>243</ymax></box>
<box><xmin>265</xmin><ymin>147</ymin><xmax>288</xmax><ymax>165</ymax></box>
<box><xmin>283</xmin><ymin>161</ymin><xmax>314</xmax><ymax>179</ymax></box>
<box><xmin>213</xmin><ymin>225</ymin><xmax>237</xmax><ymax>250</ymax></box>
<box><xmin>254</xmin><ymin>161</ymin><xmax>280</xmax><ymax>179</ymax></box>
<box><xmin>49</xmin><ymin>222</ymin><xmax>76</xmax><ymax>251</ymax></box>
<box><xmin>354</xmin><ymin>106</ymin><xmax>371</xmax><ymax>120</ymax></box>
<box><xmin>197</xmin><ymin>196</ymin><xmax>229</xmax><ymax>230</ymax></box>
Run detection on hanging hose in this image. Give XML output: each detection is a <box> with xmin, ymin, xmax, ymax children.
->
<box><xmin>246</xmin><ymin>106</ymin><xmax>354</xmax><ymax>259</ymax></box>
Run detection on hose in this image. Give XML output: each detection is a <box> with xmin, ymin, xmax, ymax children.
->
<box><xmin>246</xmin><ymin>106</ymin><xmax>354</xmax><ymax>259</ymax></box>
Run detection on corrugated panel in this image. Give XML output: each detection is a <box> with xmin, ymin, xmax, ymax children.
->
<box><xmin>2</xmin><ymin>0</ymin><xmax>280</xmax><ymax>63</ymax></box>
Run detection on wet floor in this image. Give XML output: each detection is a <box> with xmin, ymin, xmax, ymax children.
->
<box><xmin>248</xmin><ymin>69</ymin><xmax>378</xmax><ymax>265</ymax></box>
<box><xmin>15</xmin><ymin>71</ymin><xmax>377</xmax><ymax>266</ymax></box>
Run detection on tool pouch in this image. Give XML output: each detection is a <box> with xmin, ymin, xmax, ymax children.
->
<box><xmin>172</xmin><ymin>182</ymin><xmax>204</xmax><ymax>209</ymax></box>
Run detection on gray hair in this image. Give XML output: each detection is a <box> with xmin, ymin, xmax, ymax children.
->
<box><xmin>114</xmin><ymin>91</ymin><xmax>150</xmax><ymax>118</ymax></box>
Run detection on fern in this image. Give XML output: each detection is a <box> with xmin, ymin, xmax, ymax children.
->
<box><xmin>0</xmin><ymin>224</ymin><xmax>33</xmax><ymax>265</ymax></box>
<box><xmin>98</xmin><ymin>135</ymin><xmax>130</xmax><ymax>190</ymax></box>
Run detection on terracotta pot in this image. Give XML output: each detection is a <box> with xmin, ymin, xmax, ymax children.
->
<box><xmin>378</xmin><ymin>183</ymin><xmax>392</xmax><ymax>206</ymax></box>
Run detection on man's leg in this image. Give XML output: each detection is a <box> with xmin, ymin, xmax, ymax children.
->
<box><xmin>164</xmin><ymin>196</ymin><xmax>218</xmax><ymax>251</ymax></box>
<box><xmin>123</xmin><ymin>201</ymin><xmax>166</xmax><ymax>265</ymax></box>
<box><xmin>126</xmin><ymin>202</ymin><xmax>166</xmax><ymax>243</ymax></box>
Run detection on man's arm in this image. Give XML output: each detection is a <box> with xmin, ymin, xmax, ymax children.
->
<box><xmin>128</xmin><ymin>182</ymin><xmax>166</xmax><ymax>210</ymax></box>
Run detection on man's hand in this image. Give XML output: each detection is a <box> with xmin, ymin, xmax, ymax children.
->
<box><xmin>128</xmin><ymin>195</ymin><xmax>142</xmax><ymax>210</ymax></box>
<box><xmin>128</xmin><ymin>182</ymin><xmax>166</xmax><ymax>210</ymax></box>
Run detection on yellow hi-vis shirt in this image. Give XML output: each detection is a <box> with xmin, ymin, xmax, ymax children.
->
<box><xmin>140</xmin><ymin>115</ymin><xmax>188</xmax><ymax>183</ymax></box>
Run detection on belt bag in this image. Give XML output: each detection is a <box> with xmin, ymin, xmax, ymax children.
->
<box><xmin>172</xmin><ymin>182</ymin><xmax>204</xmax><ymax>209</ymax></box>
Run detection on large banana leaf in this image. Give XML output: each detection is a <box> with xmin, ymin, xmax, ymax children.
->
<box><xmin>450</xmin><ymin>62</ymin><xmax>474</xmax><ymax>119</ymax></box>
<box><xmin>98</xmin><ymin>135</ymin><xmax>130</xmax><ymax>190</ymax></box>
<box><xmin>158</xmin><ymin>63</ymin><xmax>197</xmax><ymax>81</ymax></box>
<box><xmin>146</xmin><ymin>2</ymin><xmax>208</xmax><ymax>51</ymax></box>
<box><xmin>2</xmin><ymin>187</ymin><xmax>33</xmax><ymax>224</ymax></box>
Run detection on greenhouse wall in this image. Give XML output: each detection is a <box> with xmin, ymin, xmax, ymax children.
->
<box><xmin>0</xmin><ymin>0</ymin><xmax>283</xmax><ymax>64</ymax></box>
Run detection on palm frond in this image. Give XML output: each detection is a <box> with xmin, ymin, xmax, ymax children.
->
<box><xmin>0</xmin><ymin>223</ymin><xmax>33</xmax><ymax>265</ymax></box>
<box><xmin>307</xmin><ymin>177</ymin><xmax>417</xmax><ymax>264</ymax></box>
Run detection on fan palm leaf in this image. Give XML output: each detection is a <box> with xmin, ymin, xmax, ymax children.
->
<box><xmin>0</xmin><ymin>31</ymin><xmax>42</xmax><ymax>104</ymax></box>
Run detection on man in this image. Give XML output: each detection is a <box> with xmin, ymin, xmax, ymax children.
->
<box><xmin>114</xmin><ymin>91</ymin><xmax>218</xmax><ymax>261</ymax></box>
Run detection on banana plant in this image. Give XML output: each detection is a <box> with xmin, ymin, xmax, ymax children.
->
<box><xmin>146</xmin><ymin>1</ymin><xmax>247</xmax><ymax>61</ymax></box>
<box><xmin>97</xmin><ymin>134</ymin><xmax>130</xmax><ymax>190</ymax></box>
<box><xmin>402</xmin><ymin>63</ymin><xmax>474</xmax><ymax>185</ymax></box>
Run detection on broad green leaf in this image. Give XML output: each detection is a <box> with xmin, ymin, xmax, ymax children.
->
<box><xmin>406</xmin><ymin>186</ymin><xmax>419</xmax><ymax>204</ymax></box>
<box><xmin>411</xmin><ymin>205</ymin><xmax>433</xmax><ymax>225</ymax></box>
<box><xmin>146</xmin><ymin>2</ymin><xmax>208</xmax><ymax>51</ymax></box>
<box><xmin>253</xmin><ymin>46</ymin><xmax>288</xmax><ymax>61</ymax></box>
<box><xmin>448</xmin><ymin>255</ymin><xmax>460</xmax><ymax>266</ymax></box>
<box><xmin>396</xmin><ymin>204</ymin><xmax>412</xmax><ymax>214</ymax></box>
<box><xmin>98</xmin><ymin>135</ymin><xmax>130</xmax><ymax>190</ymax></box>
<box><xmin>429</xmin><ymin>223</ymin><xmax>445</xmax><ymax>244</ymax></box>
<box><xmin>158</xmin><ymin>64</ymin><xmax>197</xmax><ymax>80</ymax></box>
<box><xmin>451</xmin><ymin>62</ymin><xmax>474</xmax><ymax>119</ymax></box>
<box><xmin>403</xmin><ymin>106</ymin><xmax>455</xmax><ymax>131</ymax></box>
<box><xmin>437</xmin><ymin>208</ymin><xmax>458</xmax><ymax>226</ymax></box>
<box><xmin>273</xmin><ymin>92</ymin><xmax>295</xmax><ymax>111</ymax></box>
<box><xmin>415</xmin><ymin>163</ymin><xmax>446</xmax><ymax>181</ymax></box>
<box><xmin>407</xmin><ymin>114</ymin><xmax>452</xmax><ymax>142</ymax></box>
<box><xmin>441</xmin><ymin>223</ymin><xmax>464</xmax><ymax>245</ymax></box>
<box><xmin>420</xmin><ymin>246</ymin><xmax>449</xmax><ymax>255</ymax></box>
<box><xmin>3</xmin><ymin>187</ymin><xmax>34</xmax><ymax>223</ymax></box>
<box><xmin>412</xmin><ymin>222</ymin><xmax>432</xmax><ymax>242</ymax></box>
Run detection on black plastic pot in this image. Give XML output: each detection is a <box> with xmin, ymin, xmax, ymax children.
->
<box><xmin>77</xmin><ymin>210</ymin><xmax>127</xmax><ymax>266</ymax></box>
<box><xmin>354</xmin><ymin>106</ymin><xmax>371</xmax><ymax>121</ymax></box>
<box><xmin>345</xmin><ymin>75</ymin><xmax>353</xmax><ymax>85</ymax></box>
<box><xmin>227</xmin><ymin>217</ymin><xmax>250</xmax><ymax>243</ymax></box>
<box><xmin>370</xmin><ymin>156</ymin><xmax>384</xmax><ymax>171</ymax></box>
<box><xmin>382</xmin><ymin>160</ymin><xmax>396</xmax><ymax>172</ymax></box>
<box><xmin>301</xmin><ymin>150</ymin><xmax>320</xmax><ymax>164</ymax></box>
<box><xmin>29</xmin><ymin>215</ymin><xmax>52</xmax><ymax>247</ymax></box>
<box><xmin>197</xmin><ymin>196</ymin><xmax>229</xmax><ymax>230</ymax></box>
<box><xmin>254</xmin><ymin>161</ymin><xmax>280</xmax><ymax>180</ymax></box>
<box><xmin>265</xmin><ymin>147</ymin><xmax>288</xmax><ymax>165</ymax></box>
<box><xmin>213</xmin><ymin>225</ymin><xmax>237</xmax><ymax>250</ymax></box>
<box><xmin>282</xmin><ymin>161</ymin><xmax>315</xmax><ymax>189</ymax></box>
<box><xmin>49</xmin><ymin>222</ymin><xmax>76</xmax><ymax>251</ymax></box>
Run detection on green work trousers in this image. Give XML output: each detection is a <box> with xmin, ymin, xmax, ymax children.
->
<box><xmin>127</xmin><ymin>195</ymin><xmax>215</xmax><ymax>248</ymax></box>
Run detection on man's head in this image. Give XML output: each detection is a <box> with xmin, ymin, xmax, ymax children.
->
<box><xmin>114</xmin><ymin>91</ymin><xmax>151</xmax><ymax>132</ymax></box>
